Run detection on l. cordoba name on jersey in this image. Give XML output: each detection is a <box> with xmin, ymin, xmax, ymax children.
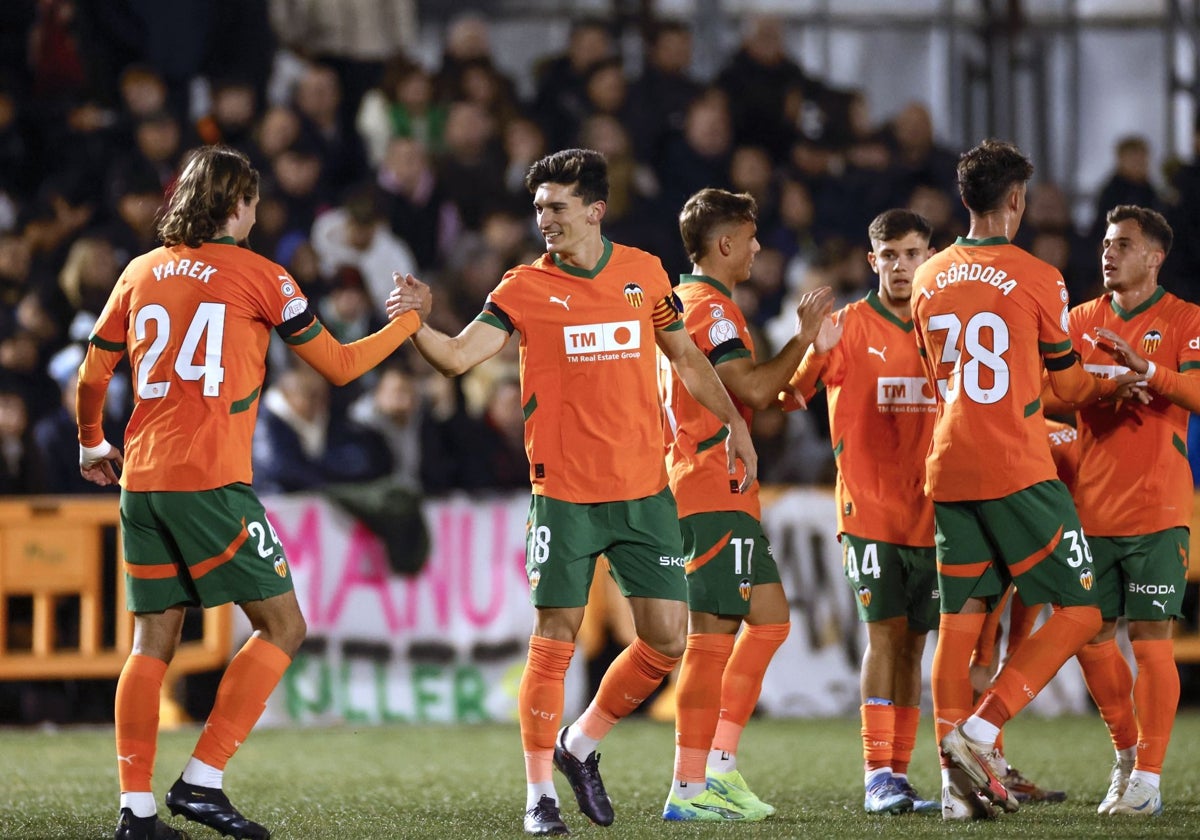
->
<box><xmin>563</xmin><ymin>320</ymin><xmax>642</xmax><ymax>361</ymax></box>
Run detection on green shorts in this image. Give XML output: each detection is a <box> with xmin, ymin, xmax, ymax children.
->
<box><xmin>525</xmin><ymin>486</ymin><xmax>687</xmax><ymax>608</ymax></box>
<box><xmin>680</xmin><ymin>511</ymin><xmax>781</xmax><ymax>617</ymax></box>
<box><xmin>934</xmin><ymin>480</ymin><xmax>1099</xmax><ymax>614</ymax></box>
<box><xmin>841</xmin><ymin>533</ymin><xmax>939</xmax><ymax>631</ymax></box>
<box><xmin>121</xmin><ymin>484</ymin><xmax>294</xmax><ymax>612</ymax></box>
<box><xmin>1088</xmin><ymin>529</ymin><xmax>1188</xmax><ymax>621</ymax></box>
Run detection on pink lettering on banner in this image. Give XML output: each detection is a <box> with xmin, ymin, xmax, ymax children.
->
<box><xmin>325</xmin><ymin>520</ymin><xmax>403</xmax><ymax>632</ymax></box>
<box><xmin>458</xmin><ymin>506</ymin><xmax>508</xmax><ymax>627</ymax></box>
<box><xmin>266</xmin><ymin>501</ymin><xmax>324</xmax><ymax>624</ymax></box>
<box><xmin>401</xmin><ymin>507</ymin><xmax>456</xmax><ymax>629</ymax></box>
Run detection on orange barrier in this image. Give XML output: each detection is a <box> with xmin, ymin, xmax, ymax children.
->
<box><xmin>0</xmin><ymin>496</ymin><xmax>233</xmax><ymax>725</ymax></box>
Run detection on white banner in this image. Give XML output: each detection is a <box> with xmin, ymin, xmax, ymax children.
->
<box><xmin>249</xmin><ymin>488</ymin><xmax>1086</xmax><ymax>727</ymax></box>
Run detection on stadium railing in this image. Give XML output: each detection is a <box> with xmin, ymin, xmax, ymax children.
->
<box><xmin>0</xmin><ymin>496</ymin><xmax>232</xmax><ymax>725</ymax></box>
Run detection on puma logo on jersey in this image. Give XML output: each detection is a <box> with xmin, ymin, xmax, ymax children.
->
<box><xmin>1082</xmin><ymin>332</ymin><xmax>1099</xmax><ymax>349</ymax></box>
<box><xmin>867</xmin><ymin>345</ymin><xmax>887</xmax><ymax>361</ymax></box>
<box><xmin>549</xmin><ymin>294</ymin><xmax>572</xmax><ymax>310</ymax></box>
<box><xmin>1153</xmin><ymin>599</ymin><xmax>1168</xmax><ymax>613</ymax></box>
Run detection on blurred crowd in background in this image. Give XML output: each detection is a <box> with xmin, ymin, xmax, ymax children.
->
<box><xmin>4</xmin><ymin>1</ymin><xmax>1200</xmax><ymax>497</ymax></box>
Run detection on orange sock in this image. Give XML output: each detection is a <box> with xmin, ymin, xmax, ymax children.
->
<box><xmin>519</xmin><ymin>636</ymin><xmax>574</xmax><ymax>783</ymax></box>
<box><xmin>891</xmin><ymin>705</ymin><xmax>919</xmax><ymax>775</ymax></box>
<box><xmin>1131</xmin><ymin>638</ymin><xmax>1179</xmax><ymax>775</ymax></box>
<box><xmin>1076</xmin><ymin>639</ymin><xmax>1138</xmax><ymax>751</ymax></box>
<box><xmin>721</xmin><ymin>623</ymin><xmax>790</xmax><ymax>726</ymax></box>
<box><xmin>980</xmin><ymin>604</ymin><xmax>1100</xmax><ymax>727</ymax></box>
<box><xmin>932</xmin><ymin>612</ymin><xmax>985</xmax><ymax>746</ymax></box>
<box><xmin>192</xmin><ymin>637</ymin><xmax>291</xmax><ymax>770</ymax></box>
<box><xmin>577</xmin><ymin>637</ymin><xmax>678</xmax><ymax>742</ymax></box>
<box><xmin>674</xmin><ymin>634</ymin><xmax>734</xmax><ymax>784</ymax></box>
<box><xmin>115</xmin><ymin>654</ymin><xmax>168</xmax><ymax>792</ymax></box>
<box><xmin>860</xmin><ymin>703</ymin><xmax>895</xmax><ymax>773</ymax></box>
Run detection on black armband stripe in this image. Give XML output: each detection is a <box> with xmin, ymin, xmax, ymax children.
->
<box><xmin>1043</xmin><ymin>350</ymin><xmax>1078</xmax><ymax>372</ymax></box>
<box><xmin>276</xmin><ymin>307</ymin><xmax>317</xmax><ymax>340</ymax></box>
<box><xmin>481</xmin><ymin>301</ymin><xmax>515</xmax><ymax>334</ymax></box>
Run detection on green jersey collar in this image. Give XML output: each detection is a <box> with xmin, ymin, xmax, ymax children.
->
<box><xmin>552</xmin><ymin>237</ymin><xmax>613</xmax><ymax>278</ymax></box>
<box><xmin>679</xmin><ymin>274</ymin><xmax>732</xmax><ymax>298</ymax></box>
<box><xmin>955</xmin><ymin>235</ymin><xmax>1010</xmax><ymax>246</ymax></box>
<box><xmin>865</xmin><ymin>289</ymin><xmax>913</xmax><ymax>332</ymax></box>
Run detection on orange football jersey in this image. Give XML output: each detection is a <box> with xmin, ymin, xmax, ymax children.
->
<box><xmin>1066</xmin><ymin>289</ymin><xmax>1200</xmax><ymax>535</ymax></box>
<box><xmin>479</xmin><ymin>239</ymin><xmax>681</xmax><ymax>503</ymax></box>
<box><xmin>662</xmin><ymin>274</ymin><xmax>758</xmax><ymax>519</ymax></box>
<box><xmin>912</xmin><ymin>238</ymin><xmax>1075</xmax><ymax>502</ymax></box>
<box><xmin>84</xmin><ymin>241</ymin><xmax>314</xmax><ymax>491</ymax></box>
<box><xmin>793</xmin><ymin>291</ymin><xmax>935</xmax><ymax>545</ymax></box>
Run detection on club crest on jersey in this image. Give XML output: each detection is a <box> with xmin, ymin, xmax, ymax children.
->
<box><xmin>623</xmin><ymin>283</ymin><xmax>644</xmax><ymax>308</ymax></box>
<box><xmin>1079</xmin><ymin>568</ymin><xmax>1095</xmax><ymax>591</ymax></box>
<box><xmin>1141</xmin><ymin>329</ymin><xmax>1163</xmax><ymax>355</ymax></box>
<box><xmin>529</xmin><ymin>568</ymin><xmax>541</xmax><ymax>591</ymax></box>
<box><xmin>273</xmin><ymin>557</ymin><xmax>288</xmax><ymax>578</ymax></box>
<box><xmin>739</xmin><ymin>578</ymin><xmax>752</xmax><ymax>601</ymax></box>
<box><xmin>857</xmin><ymin>586</ymin><xmax>872</xmax><ymax>608</ymax></box>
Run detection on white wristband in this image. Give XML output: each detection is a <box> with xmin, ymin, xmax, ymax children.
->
<box><xmin>80</xmin><ymin>440</ymin><xmax>114</xmax><ymax>467</ymax></box>
<box><xmin>1142</xmin><ymin>361</ymin><xmax>1156</xmax><ymax>382</ymax></box>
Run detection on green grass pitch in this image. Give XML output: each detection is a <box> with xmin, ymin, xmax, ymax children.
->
<box><xmin>3</xmin><ymin>713</ymin><xmax>1199</xmax><ymax>838</ymax></box>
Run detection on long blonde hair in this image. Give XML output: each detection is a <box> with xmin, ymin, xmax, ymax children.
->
<box><xmin>157</xmin><ymin>145</ymin><xmax>260</xmax><ymax>247</ymax></box>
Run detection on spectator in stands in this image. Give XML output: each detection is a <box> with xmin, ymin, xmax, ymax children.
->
<box><xmin>252</xmin><ymin>363</ymin><xmax>392</xmax><ymax>494</ymax></box>
<box><xmin>473</xmin><ymin>373</ymin><xmax>530</xmax><ymax>491</ymax></box>
<box><xmin>194</xmin><ymin>78</ymin><xmax>261</xmax><ymax>158</ymax></box>
<box><xmin>0</xmin><ymin>377</ymin><xmax>45</xmax><ymax>494</ymax></box>
<box><xmin>318</xmin><ymin>264</ymin><xmax>385</xmax><ymax>344</ymax></box>
<box><xmin>292</xmin><ymin>62</ymin><xmax>368</xmax><ymax>195</ymax></box>
<box><xmin>98</xmin><ymin>163</ymin><xmax>163</xmax><ymax>268</ymax></box>
<box><xmin>253</xmin><ymin>104</ymin><xmax>301</xmax><ymax>167</ymax></box>
<box><xmin>762</xmin><ymin>174</ymin><xmax>820</xmax><ymax>291</ymax></box>
<box><xmin>310</xmin><ymin>181</ymin><xmax>418</xmax><ymax>316</ymax></box>
<box><xmin>33</xmin><ymin>343</ymin><xmax>119</xmax><ymax>494</ymax></box>
<box><xmin>269</xmin><ymin>138</ymin><xmax>330</xmax><ymax>242</ymax></box>
<box><xmin>356</xmin><ymin>55</ymin><xmax>447</xmax><ymax>168</ymax></box>
<box><xmin>658</xmin><ymin>88</ymin><xmax>735</xmax><ymax>215</ymax></box>
<box><xmin>268</xmin><ymin>0</ymin><xmax>418</xmax><ymax>140</ymax></box>
<box><xmin>628</xmin><ymin>19</ymin><xmax>701</xmax><ymax>169</ymax></box>
<box><xmin>348</xmin><ymin>360</ymin><xmax>428</xmax><ymax>492</ymax></box>
<box><xmin>886</xmin><ymin>101</ymin><xmax>960</xmax><ymax>215</ymax></box>
<box><xmin>716</xmin><ymin>14</ymin><xmax>828</xmax><ymax>160</ymax></box>
<box><xmin>500</xmin><ymin>116</ymin><xmax>547</xmax><ymax>211</ymax></box>
<box><xmin>1089</xmin><ymin>135</ymin><xmax>1163</xmax><ymax>242</ymax></box>
<box><xmin>579</xmin><ymin>56</ymin><xmax>635</xmax><ymax>134</ymax></box>
<box><xmin>434</xmin><ymin>12</ymin><xmax>519</xmax><ymax>108</ymax></box>
<box><xmin>435</xmin><ymin>100</ymin><xmax>507</xmax><ymax>232</ymax></box>
<box><xmin>531</xmin><ymin>17</ymin><xmax>615</xmax><ymax>150</ymax></box>
<box><xmin>376</xmin><ymin>136</ymin><xmax>449</xmax><ymax>270</ymax></box>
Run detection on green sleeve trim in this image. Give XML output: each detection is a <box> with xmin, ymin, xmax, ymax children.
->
<box><xmin>832</xmin><ymin>438</ymin><xmax>844</xmax><ymax>459</ymax></box>
<box><xmin>712</xmin><ymin>347</ymin><xmax>752</xmax><ymax>367</ymax></box>
<box><xmin>283</xmin><ymin>321</ymin><xmax>323</xmax><ymax>345</ymax></box>
<box><xmin>475</xmin><ymin>311</ymin><xmax>509</xmax><ymax>332</ymax></box>
<box><xmin>659</xmin><ymin>319</ymin><xmax>684</xmax><ymax>332</ymax></box>
<box><xmin>1181</xmin><ymin>361</ymin><xmax>1200</xmax><ymax>373</ymax></box>
<box><xmin>695</xmin><ymin>426</ymin><xmax>730</xmax><ymax>453</ymax></box>
<box><xmin>1023</xmin><ymin>397</ymin><xmax>1041</xmax><ymax>418</ymax></box>
<box><xmin>230</xmin><ymin>386</ymin><xmax>262</xmax><ymax>415</ymax></box>
<box><xmin>1174</xmin><ymin>433</ymin><xmax>1188</xmax><ymax>459</ymax></box>
<box><xmin>917</xmin><ymin>347</ymin><xmax>926</xmax><ymax>357</ymax></box>
<box><xmin>89</xmin><ymin>334</ymin><xmax>125</xmax><ymax>352</ymax></box>
<box><xmin>522</xmin><ymin>394</ymin><xmax>537</xmax><ymax>421</ymax></box>
<box><xmin>1039</xmin><ymin>338</ymin><xmax>1073</xmax><ymax>354</ymax></box>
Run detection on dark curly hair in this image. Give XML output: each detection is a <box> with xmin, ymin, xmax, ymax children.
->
<box><xmin>956</xmin><ymin>139</ymin><xmax>1034</xmax><ymax>215</ymax></box>
<box><xmin>524</xmin><ymin>148</ymin><xmax>609</xmax><ymax>205</ymax></box>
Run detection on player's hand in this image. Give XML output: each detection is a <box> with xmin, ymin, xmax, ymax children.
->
<box><xmin>794</xmin><ymin>286</ymin><xmax>834</xmax><ymax>346</ymax></box>
<box><xmin>387</xmin><ymin>273</ymin><xmax>432</xmax><ymax>323</ymax></box>
<box><xmin>1093</xmin><ymin>327</ymin><xmax>1149</xmax><ymax>374</ymax></box>
<box><xmin>813</xmin><ymin>310</ymin><xmax>843</xmax><ymax>354</ymax></box>
<box><xmin>778</xmin><ymin>388</ymin><xmax>807</xmax><ymax>411</ymax></box>
<box><xmin>79</xmin><ymin>440</ymin><xmax>123</xmax><ymax>486</ymax></box>
<box><xmin>725</xmin><ymin>417</ymin><xmax>758</xmax><ymax>493</ymax></box>
<box><xmin>1111</xmin><ymin>372</ymin><xmax>1153</xmax><ymax>405</ymax></box>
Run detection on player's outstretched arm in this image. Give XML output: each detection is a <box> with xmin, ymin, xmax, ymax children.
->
<box><xmin>719</xmin><ymin>286</ymin><xmax>833</xmax><ymax>410</ymax></box>
<box><xmin>658</xmin><ymin>325</ymin><xmax>757</xmax><ymax>490</ymax></box>
<box><xmin>786</xmin><ymin>310</ymin><xmax>843</xmax><ymax>407</ymax></box>
<box><xmin>289</xmin><ymin>273</ymin><xmax>431</xmax><ymax>385</ymax></box>
<box><xmin>387</xmin><ymin>274</ymin><xmax>508</xmax><ymax>376</ymax></box>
